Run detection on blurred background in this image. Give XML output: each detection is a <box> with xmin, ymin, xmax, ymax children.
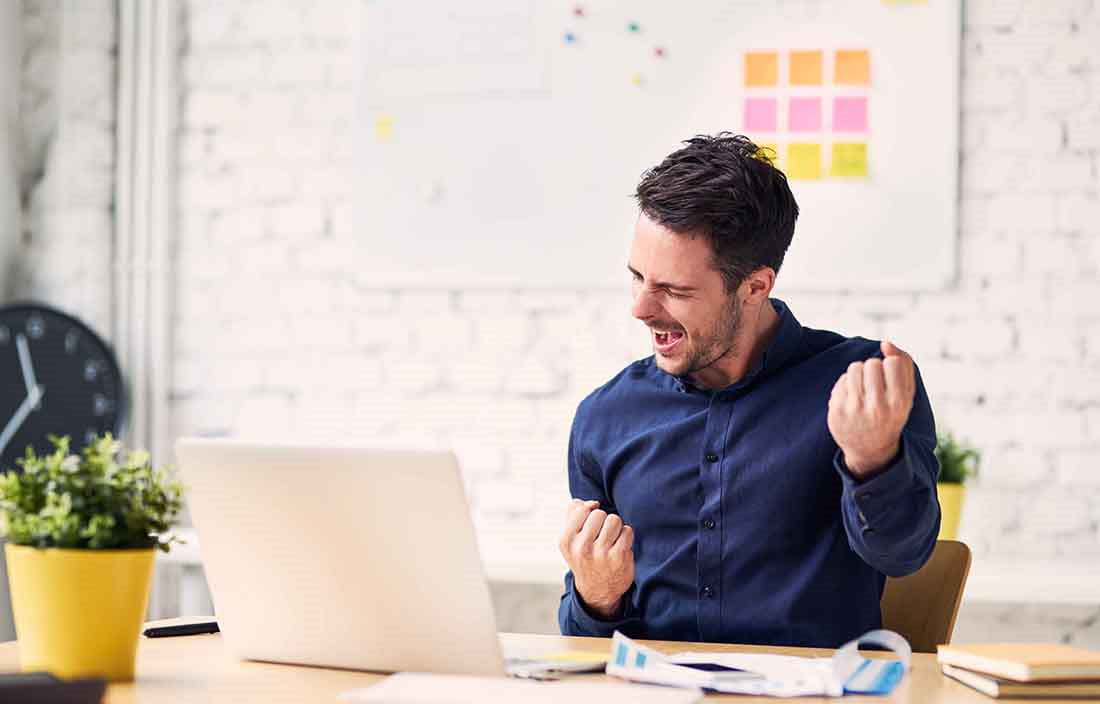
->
<box><xmin>0</xmin><ymin>0</ymin><xmax>1098</xmax><ymax>645</ymax></box>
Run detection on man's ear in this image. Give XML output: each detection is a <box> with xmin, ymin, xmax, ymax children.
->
<box><xmin>739</xmin><ymin>267</ymin><xmax>776</xmax><ymax>306</ymax></box>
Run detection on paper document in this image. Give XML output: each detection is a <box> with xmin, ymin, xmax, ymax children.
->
<box><xmin>340</xmin><ymin>672</ymin><xmax>703</xmax><ymax>703</ymax></box>
<box><xmin>506</xmin><ymin>650</ymin><xmax>608</xmax><ymax>680</ymax></box>
<box><xmin>607</xmin><ymin>629</ymin><xmax>910</xmax><ymax>698</ymax></box>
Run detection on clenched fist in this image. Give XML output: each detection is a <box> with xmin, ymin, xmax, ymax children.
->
<box><xmin>827</xmin><ymin>341</ymin><xmax>916</xmax><ymax>478</ymax></box>
<box><xmin>559</xmin><ymin>498</ymin><xmax>635</xmax><ymax>619</ymax></box>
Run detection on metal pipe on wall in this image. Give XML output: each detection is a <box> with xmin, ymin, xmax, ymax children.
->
<box><xmin>0</xmin><ymin>0</ymin><xmax>21</xmax><ymax>298</ymax></box>
<box><xmin>0</xmin><ymin>0</ymin><xmax>22</xmax><ymax>642</ymax></box>
<box><xmin>114</xmin><ymin>0</ymin><xmax>178</xmax><ymax>464</ymax></box>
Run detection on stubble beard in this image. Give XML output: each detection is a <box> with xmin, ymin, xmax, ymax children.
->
<box><xmin>656</xmin><ymin>294</ymin><xmax>743</xmax><ymax>378</ymax></box>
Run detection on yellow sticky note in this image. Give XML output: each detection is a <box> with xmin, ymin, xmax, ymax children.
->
<box><xmin>835</xmin><ymin>49</ymin><xmax>871</xmax><ymax>85</ymax></box>
<box><xmin>787</xmin><ymin>143</ymin><xmax>822</xmax><ymax>180</ymax></box>
<box><xmin>375</xmin><ymin>114</ymin><xmax>395</xmax><ymax>142</ymax></box>
<box><xmin>789</xmin><ymin>50</ymin><xmax>823</xmax><ymax>86</ymax></box>
<box><xmin>539</xmin><ymin>651</ymin><xmax>610</xmax><ymax>664</ymax></box>
<box><xmin>757</xmin><ymin>142</ymin><xmax>780</xmax><ymax>167</ymax></box>
<box><xmin>830</xmin><ymin>143</ymin><xmax>868</xmax><ymax>178</ymax></box>
<box><xmin>745</xmin><ymin>51</ymin><xmax>778</xmax><ymax>87</ymax></box>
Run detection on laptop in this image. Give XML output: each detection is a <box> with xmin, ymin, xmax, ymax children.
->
<box><xmin>176</xmin><ymin>439</ymin><xmax>507</xmax><ymax>676</ymax></box>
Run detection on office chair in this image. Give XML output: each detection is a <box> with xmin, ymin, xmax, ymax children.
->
<box><xmin>880</xmin><ymin>540</ymin><xmax>972</xmax><ymax>653</ymax></box>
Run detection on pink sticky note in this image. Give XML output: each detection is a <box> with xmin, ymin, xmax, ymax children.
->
<box><xmin>833</xmin><ymin>97</ymin><xmax>868</xmax><ymax>132</ymax></box>
<box><xmin>744</xmin><ymin>98</ymin><xmax>778</xmax><ymax>132</ymax></box>
<box><xmin>788</xmin><ymin>97</ymin><xmax>822</xmax><ymax>131</ymax></box>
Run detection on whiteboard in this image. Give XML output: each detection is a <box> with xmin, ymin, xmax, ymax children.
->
<box><xmin>357</xmin><ymin>0</ymin><xmax>960</xmax><ymax>290</ymax></box>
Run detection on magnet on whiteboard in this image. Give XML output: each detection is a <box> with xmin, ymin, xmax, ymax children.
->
<box><xmin>631</xmin><ymin>73</ymin><xmax>644</xmax><ymax>87</ymax></box>
<box><xmin>563</xmin><ymin>32</ymin><xmax>577</xmax><ymax>44</ymax></box>
<box><xmin>654</xmin><ymin>47</ymin><xmax>666</xmax><ymax>58</ymax></box>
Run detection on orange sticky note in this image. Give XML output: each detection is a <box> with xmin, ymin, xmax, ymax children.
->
<box><xmin>787</xmin><ymin>143</ymin><xmax>822</xmax><ymax>180</ymax></box>
<box><xmin>789</xmin><ymin>50</ymin><xmax>823</xmax><ymax>86</ymax></box>
<box><xmin>835</xmin><ymin>49</ymin><xmax>871</xmax><ymax>85</ymax></box>
<box><xmin>830</xmin><ymin>143</ymin><xmax>868</xmax><ymax>178</ymax></box>
<box><xmin>745</xmin><ymin>51</ymin><xmax>778</xmax><ymax>87</ymax></box>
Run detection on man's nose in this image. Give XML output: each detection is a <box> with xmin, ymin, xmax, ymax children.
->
<box><xmin>632</xmin><ymin>288</ymin><xmax>658</xmax><ymax>321</ymax></box>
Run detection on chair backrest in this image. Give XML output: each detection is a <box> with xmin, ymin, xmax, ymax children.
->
<box><xmin>880</xmin><ymin>540</ymin><xmax>971</xmax><ymax>653</ymax></box>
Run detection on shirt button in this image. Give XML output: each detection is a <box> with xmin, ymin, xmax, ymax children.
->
<box><xmin>705</xmin><ymin>453</ymin><xmax>719</xmax><ymax>463</ymax></box>
<box><xmin>703</xmin><ymin>519</ymin><xmax>716</xmax><ymax>529</ymax></box>
<box><xmin>702</xmin><ymin>586</ymin><xmax>714</xmax><ymax>598</ymax></box>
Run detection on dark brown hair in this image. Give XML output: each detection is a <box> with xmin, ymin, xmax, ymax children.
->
<box><xmin>635</xmin><ymin>133</ymin><xmax>799</xmax><ymax>292</ymax></box>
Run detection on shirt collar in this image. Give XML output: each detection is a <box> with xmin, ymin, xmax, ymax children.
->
<box><xmin>669</xmin><ymin>297</ymin><xmax>803</xmax><ymax>394</ymax></box>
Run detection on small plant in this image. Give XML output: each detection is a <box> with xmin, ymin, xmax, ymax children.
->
<box><xmin>935</xmin><ymin>431</ymin><xmax>981</xmax><ymax>484</ymax></box>
<box><xmin>0</xmin><ymin>434</ymin><xmax>184</xmax><ymax>551</ymax></box>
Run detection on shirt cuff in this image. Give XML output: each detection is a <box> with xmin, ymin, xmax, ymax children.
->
<box><xmin>567</xmin><ymin>586</ymin><xmax>636</xmax><ymax>637</ymax></box>
<box><xmin>834</xmin><ymin>435</ymin><xmax>916</xmax><ymax>526</ymax></box>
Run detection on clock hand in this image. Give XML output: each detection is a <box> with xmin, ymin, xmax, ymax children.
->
<box><xmin>0</xmin><ymin>390</ymin><xmax>39</xmax><ymax>461</ymax></box>
<box><xmin>15</xmin><ymin>333</ymin><xmax>39</xmax><ymax>396</ymax></box>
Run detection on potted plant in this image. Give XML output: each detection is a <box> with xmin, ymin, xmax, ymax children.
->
<box><xmin>934</xmin><ymin>431</ymin><xmax>980</xmax><ymax>541</ymax></box>
<box><xmin>0</xmin><ymin>434</ymin><xmax>183</xmax><ymax>681</ymax></box>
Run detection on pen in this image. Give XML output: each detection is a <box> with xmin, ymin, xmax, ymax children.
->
<box><xmin>143</xmin><ymin>620</ymin><xmax>220</xmax><ymax>638</ymax></box>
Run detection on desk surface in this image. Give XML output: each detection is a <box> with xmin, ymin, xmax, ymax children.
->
<box><xmin>0</xmin><ymin>630</ymin><xmax>1053</xmax><ymax>703</ymax></box>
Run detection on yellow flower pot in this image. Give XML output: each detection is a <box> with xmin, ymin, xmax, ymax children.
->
<box><xmin>936</xmin><ymin>483</ymin><xmax>965</xmax><ymax>540</ymax></box>
<box><xmin>4</xmin><ymin>544</ymin><xmax>155</xmax><ymax>681</ymax></box>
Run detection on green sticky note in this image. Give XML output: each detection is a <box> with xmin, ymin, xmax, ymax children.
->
<box><xmin>830</xmin><ymin>142</ymin><xmax>868</xmax><ymax>178</ymax></box>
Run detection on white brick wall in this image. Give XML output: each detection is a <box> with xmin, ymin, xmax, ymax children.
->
<box><xmin>164</xmin><ymin>0</ymin><xmax>1100</xmax><ymax>564</ymax></box>
<box><xmin>13</xmin><ymin>0</ymin><xmax>1100</xmax><ymax>632</ymax></box>
<box><xmin>10</xmin><ymin>0</ymin><xmax>115</xmax><ymax>334</ymax></box>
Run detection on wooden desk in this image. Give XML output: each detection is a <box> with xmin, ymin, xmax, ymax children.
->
<box><xmin>0</xmin><ymin>631</ymin><xmax>1023</xmax><ymax>703</ymax></box>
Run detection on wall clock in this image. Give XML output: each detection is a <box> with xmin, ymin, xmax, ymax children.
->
<box><xmin>0</xmin><ymin>302</ymin><xmax>126</xmax><ymax>472</ymax></box>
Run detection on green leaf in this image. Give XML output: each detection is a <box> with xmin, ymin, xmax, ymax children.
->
<box><xmin>935</xmin><ymin>431</ymin><xmax>981</xmax><ymax>484</ymax></box>
<box><xmin>0</xmin><ymin>434</ymin><xmax>185</xmax><ymax>550</ymax></box>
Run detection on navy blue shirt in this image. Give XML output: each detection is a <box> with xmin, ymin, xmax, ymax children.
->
<box><xmin>558</xmin><ymin>299</ymin><xmax>940</xmax><ymax>648</ymax></box>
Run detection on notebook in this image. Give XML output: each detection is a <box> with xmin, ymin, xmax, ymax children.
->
<box><xmin>942</xmin><ymin>663</ymin><xmax>1100</xmax><ymax>698</ymax></box>
<box><xmin>937</xmin><ymin>643</ymin><xmax>1100</xmax><ymax>682</ymax></box>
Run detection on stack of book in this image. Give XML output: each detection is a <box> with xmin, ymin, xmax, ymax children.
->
<box><xmin>937</xmin><ymin>643</ymin><xmax>1100</xmax><ymax>699</ymax></box>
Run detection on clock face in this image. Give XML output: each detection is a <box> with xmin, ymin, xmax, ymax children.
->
<box><xmin>0</xmin><ymin>304</ymin><xmax>126</xmax><ymax>473</ymax></box>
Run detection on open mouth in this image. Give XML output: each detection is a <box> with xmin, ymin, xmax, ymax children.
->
<box><xmin>652</xmin><ymin>328</ymin><xmax>685</xmax><ymax>355</ymax></box>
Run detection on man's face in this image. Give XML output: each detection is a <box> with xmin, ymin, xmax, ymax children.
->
<box><xmin>629</xmin><ymin>213</ymin><xmax>742</xmax><ymax>379</ymax></box>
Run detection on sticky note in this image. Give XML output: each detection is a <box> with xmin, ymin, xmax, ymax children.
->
<box><xmin>789</xmin><ymin>50</ymin><xmax>823</xmax><ymax>85</ymax></box>
<box><xmin>835</xmin><ymin>49</ymin><xmax>871</xmax><ymax>84</ymax></box>
<box><xmin>787</xmin><ymin>143</ymin><xmax>822</xmax><ymax>180</ymax></box>
<box><xmin>788</xmin><ymin>97</ymin><xmax>822</xmax><ymax>131</ymax></box>
<box><xmin>830</xmin><ymin>143</ymin><xmax>869</xmax><ymax>178</ymax></box>
<box><xmin>833</xmin><ymin>97</ymin><xmax>868</xmax><ymax>132</ymax></box>
<box><xmin>745</xmin><ymin>51</ymin><xmax>778</xmax><ymax>86</ymax></box>
<box><xmin>375</xmin><ymin>114</ymin><xmax>394</xmax><ymax>142</ymax></box>
<box><xmin>757</xmin><ymin>142</ymin><xmax>779</xmax><ymax>166</ymax></box>
<box><xmin>744</xmin><ymin>98</ymin><xmax>778</xmax><ymax>132</ymax></box>
<box><xmin>539</xmin><ymin>651</ymin><xmax>609</xmax><ymax>664</ymax></box>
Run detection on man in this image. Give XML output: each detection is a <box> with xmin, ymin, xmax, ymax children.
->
<box><xmin>557</xmin><ymin>134</ymin><xmax>939</xmax><ymax>648</ymax></box>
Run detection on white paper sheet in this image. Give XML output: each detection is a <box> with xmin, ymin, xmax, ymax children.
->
<box><xmin>607</xmin><ymin>629</ymin><xmax>911</xmax><ymax>698</ymax></box>
<box><xmin>340</xmin><ymin>672</ymin><xmax>703</xmax><ymax>704</ymax></box>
